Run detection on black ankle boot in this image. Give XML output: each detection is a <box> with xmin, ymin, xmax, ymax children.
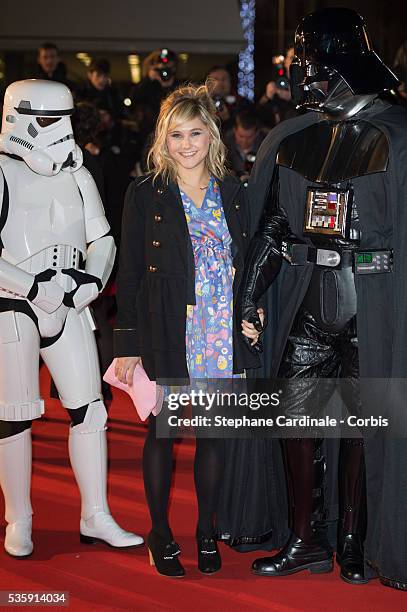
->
<box><xmin>252</xmin><ymin>532</ymin><xmax>333</xmax><ymax>577</ymax></box>
<box><xmin>147</xmin><ymin>531</ymin><xmax>185</xmax><ymax>578</ymax></box>
<box><xmin>196</xmin><ymin>530</ymin><xmax>221</xmax><ymax>574</ymax></box>
<box><xmin>336</xmin><ymin>533</ymin><xmax>368</xmax><ymax>584</ymax></box>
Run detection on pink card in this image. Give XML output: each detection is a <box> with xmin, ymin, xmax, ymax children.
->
<box><xmin>103</xmin><ymin>360</ymin><xmax>164</xmax><ymax>421</ymax></box>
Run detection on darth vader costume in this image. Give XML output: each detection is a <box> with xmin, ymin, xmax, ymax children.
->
<box><xmin>236</xmin><ymin>8</ymin><xmax>407</xmax><ymax>590</ymax></box>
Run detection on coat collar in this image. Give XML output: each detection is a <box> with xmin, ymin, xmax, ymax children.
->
<box><xmin>152</xmin><ymin>173</ymin><xmax>242</xmax><ymax>215</ymax></box>
<box><xmin>149</xmin><ymin>175</ymin><xmax>177</xmax><ymax>208</ymax></box>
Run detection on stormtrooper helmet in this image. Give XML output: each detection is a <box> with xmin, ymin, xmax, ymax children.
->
<box><xmin>0</xmin><ymin>79</ymin><xmax>83</xmax><ymax>176</ymax></box>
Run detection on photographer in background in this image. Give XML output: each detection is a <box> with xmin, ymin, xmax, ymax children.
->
<box><xmin>35</xmin><ymin>42</ymin><xmax>73</xmax><ymax>90</ymax></box>
<box><xmin>207</xmin><ymin>65</ymin><xmax>251</xmax><ymax>133</ymax></box>
<box><xmin>256</xmin><ymin>46</ymin><xmax>297</xmax><ymax>128</ymax></box>
<box><xmin>79</xmin><ymin>58</ymin><xmax>124</xmax><ymax>122</ymax></box>
<box><xmin>224</xmin><ymin>110</ymin><xmax>266</xmax><ymax>182</ymax></box>
<box><xmin>132</xmin><ymin>49</ymin><xmax>179</xmax><ymax>144</ymax></box>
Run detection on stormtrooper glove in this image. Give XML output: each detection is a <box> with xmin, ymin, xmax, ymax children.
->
<box><xmin>61</xmin><ymin>268</ymin><xmax>102</xmax><ymax>313</ymax></box>
<box><xmin>27</xmin><ymin>269</ymin><xmax>65</xmax><ymax>314</ymax></box>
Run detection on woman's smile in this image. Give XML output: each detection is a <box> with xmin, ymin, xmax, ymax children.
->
<box><xmin>167</xmin><ymin>118</ymin><xmax>210</xmax><ymax>170</ymax></box>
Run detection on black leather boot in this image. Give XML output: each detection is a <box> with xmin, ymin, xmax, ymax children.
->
<box><xmin>147</xmin><ymin>530</ymin><xmax>185</xmax><ymax>578</ymax></box>
<box><xmin>310</xmin><ymin>438</ymin><xmax>329</xmax><ymax>541</ymax></box>
<box><xmin>337</xmin><ymin>533</ymin><xmax>368</xmax><ymax>584</ymax></box>
<box><xmin>196</xmin><ymin>530</ymin><xmax>222</xmax><ymax>574</ymax></box>
<box><xmin>252</xmin><ymin>532</ymin><xmax>333</xmax><ymax>576</ymax></box>
<box><xmin>336</xmin><ymin>439</ymin><xmax>368</xmax><ymax>584</ymax></box>
<box><xmin>253</xmin><ymin>439</ymin><xmax>333</xmax><ymax>577</ymax></box>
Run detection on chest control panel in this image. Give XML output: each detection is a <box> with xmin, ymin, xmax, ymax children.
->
<box><xmin>354</xmin><ymin>250</ymin><xmax>393</xmax><ymax>274</ymax></box>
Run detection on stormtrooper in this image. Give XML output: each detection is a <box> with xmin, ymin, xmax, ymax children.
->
<box><xmin>239</xmin><ymin>8</ymin><xmax>407</xmax><ymax>590</ymax></box>
<box><xmin>0</xmin><ymin>79</ymin><xmax>143</xmax><ymax>557</ymax></box>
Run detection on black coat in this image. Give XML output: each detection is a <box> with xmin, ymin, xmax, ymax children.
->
<box><xmin>113</xmin><ymin>173</ymin><xmax>260</xmax><ymax>380</ymax></box>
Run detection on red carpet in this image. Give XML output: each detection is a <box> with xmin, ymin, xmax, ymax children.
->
<box><xmin>0</xmin><ymin>367</ymin><xmax>405</xmax><ymax>611</ymax></box>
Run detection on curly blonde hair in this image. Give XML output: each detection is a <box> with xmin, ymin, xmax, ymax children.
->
<box><xmin>147</xmin><ymin>83</ymin><xmax>227</xmax><ymax>184</ymax></box>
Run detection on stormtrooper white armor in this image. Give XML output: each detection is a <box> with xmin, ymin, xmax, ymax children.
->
<box><xmin>0</xmin><ymin>80</ymin><xmax>143</xmax><ymax>556</ymax></box>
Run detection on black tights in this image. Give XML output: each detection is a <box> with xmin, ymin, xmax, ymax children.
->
<box><xmin>143</xmin><ymin>415</ymin><xmax>224</xmax><ymax>539</ymax></box>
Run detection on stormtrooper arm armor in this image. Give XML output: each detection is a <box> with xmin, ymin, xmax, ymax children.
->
<box><xmin>238</xmin><ymin>172</ymin><xmax>290</xmax><ymax>350</ymax></box>
<box><xmin>74</xmin><ymin>166</ymin><xmax>110</xmax><ymax>243</ymax></box>
<box><xmin>62</xmin><ymin>167</ymin><xmax>116</xmax><ymax>313</ymax></box>
<box><xmin>0</xmin><ymin>259</ymin><xmax>64</xmax><ymax>313</ymax></box>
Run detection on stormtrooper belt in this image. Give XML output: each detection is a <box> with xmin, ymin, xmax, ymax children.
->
<box><xmin>281</xmin><ymin>241</ymin><xmax>393</xmax><ymax>274</ymax></box>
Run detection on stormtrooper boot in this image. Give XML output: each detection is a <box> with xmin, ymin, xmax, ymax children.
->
<box><xmin>0</xmin><ymin>429</ymin><xmax>33</xmax><ymax>557</ymax></box>
<box><xmin>68</xmin><ymin>401</ymin><xmax>143</xmax><ymax>548</ymax></box>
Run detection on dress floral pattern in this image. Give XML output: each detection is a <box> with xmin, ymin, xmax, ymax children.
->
<box><xmin>180</xmin><ymin>176</ymin><xmax>235</xmax><ymax>378</ymax></box>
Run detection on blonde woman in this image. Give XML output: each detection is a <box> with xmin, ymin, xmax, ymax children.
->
<box><xmin>113</xmin><ymin>85</ymin><xmax>262</xmax><ymax>577</ymax></box>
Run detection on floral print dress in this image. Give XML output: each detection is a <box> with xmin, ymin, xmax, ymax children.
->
<box><xmin>180</xmin><ymin>176</ymin><xmax>235</xmax><ymax>378</ymax></box>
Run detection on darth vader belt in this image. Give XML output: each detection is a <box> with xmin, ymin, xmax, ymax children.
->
<box><xmin>282</xmin><ymin>242</ymin><xmax>393</xmax><ymax>273</ymax></box>
<box><xmin>304</xmin><ymin>187</ymin><xmax>352</xmax><ymax>239</ymax></box>
<box><xmin>282</xmin><ymin>242</ymin><xmax>347</xmax><ymax>267</ymax></box>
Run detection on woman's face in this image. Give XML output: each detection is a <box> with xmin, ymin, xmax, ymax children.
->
<box><xmin>166</xmin><ymin>117</ymin><xmax>211</xmax><ymax>172</ymax></box>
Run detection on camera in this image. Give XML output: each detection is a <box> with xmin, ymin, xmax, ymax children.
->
<box><xmin>155</xmin><ymin>66</ymin><xmax>175</xmax><ymax>82</ymax></box>
<box><xmin>212</xmin><ymin>94</ymin><xmax>225</xmax><ymax>112</ymax></box>
<box><xmin>277</xmin><ymin>76</ymin><xmax>290</xmax><ymax>90</ymax></box>
<box><xmin>244</xmin><ymin>151</ymin><xmax>256</xmax><ymax>174</ymax></box>
<box><xmin>154</xmin><ymin>48</ymin><xmax>177</xmax><ymax>82</ymax></box>
<box><xmin>237</xmin><ymin>152</ymin><xmax>257</xmax><ymax>185</ymax></box>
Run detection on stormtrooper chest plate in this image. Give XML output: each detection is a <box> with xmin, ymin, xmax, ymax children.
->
<box><xmin>1</xmin><ymin>160</ymin><xmax>87</xmax><ymax>264</ymax></box>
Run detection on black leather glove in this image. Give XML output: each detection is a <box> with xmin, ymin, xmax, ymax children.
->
<box><xmin>238</xmin><ymin>210</ymin><xmax>289</xmax><ymax>353</ymax></box>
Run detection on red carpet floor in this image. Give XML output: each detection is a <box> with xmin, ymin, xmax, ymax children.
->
<box><xmin>0</xmin><ymin>367</ymin><xmax>406</xmax><ymax>611</ymax></box>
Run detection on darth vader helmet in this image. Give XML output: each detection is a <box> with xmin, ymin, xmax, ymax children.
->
<box><xmin>290</xmin><ymin>8</ymin><xmax>399</xmax><ymax>115</ymax></box>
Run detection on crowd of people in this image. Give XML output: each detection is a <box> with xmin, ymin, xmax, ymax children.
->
<box><xmin>33</xmin><ymin>41</ymin><xmax>298</xmax><ymax>183</ymax></box>
<box><xmin>31</xmin><ymin>36</ymin><xmax>407</xmax><ymax>198</ymax></box>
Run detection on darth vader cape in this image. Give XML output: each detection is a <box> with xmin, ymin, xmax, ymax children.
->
<box><xmin>218</xmin><ymin>100</ymin><xmax>407</xmax><ymax>585</ymax></box>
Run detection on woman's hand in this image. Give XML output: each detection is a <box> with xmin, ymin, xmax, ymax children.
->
<box><xmin>114</xmin><ymin>357</ymin><xmax>141</xmax><ymax>386</ymax></box>
<box><xmin>241</xmin><ymin>308</ymin><xmax>265</xmax><ymax>346</ymax></box>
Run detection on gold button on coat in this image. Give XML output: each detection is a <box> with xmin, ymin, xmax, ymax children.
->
<box><xmin>149</xmin><ymin>265</ymin><xmax>158</xmax><ymax>273</ymax></box>
<box><xmin>152</xmin><ymin>240</ymin><xmax>161</xmax><ymax>248</ymax></box>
